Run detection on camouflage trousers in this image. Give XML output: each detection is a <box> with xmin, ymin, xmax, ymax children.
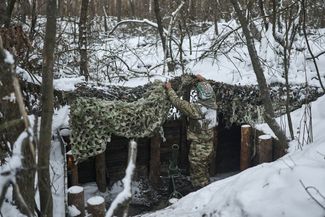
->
<box><xmin>188</xmin><ymin>140</ymin><xmax>214</xmax><ymax>187</ymax></box>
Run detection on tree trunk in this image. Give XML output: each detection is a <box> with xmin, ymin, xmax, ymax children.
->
<box><xmin>38</xmin><ymin>0</ymin><xmax>57</xmax><ymax>216</ymax></box>
<box><xmin>29</xmin><ymin>0</ymin><xmax>37</xmax><ymax>40</ymax></box>
<box><xmin>117</xmin><ymin>0</ymin><xmax>122</xmax><ymax>21</ymax></box>
<box><xmin>0</xmin><ymin>1</ymin><xmax>6</xmax><ymax>26</ymax></box>
<box><xmin>79</xmin><ymin>0</ymin><xmax>90</xmax><ymax>81</ymax></box>
<box><xmin>258</xmin><ymin>0</ymin><xmax>269</xmax><ymax>30</ymax></box>
<box><xmin>153</xmin><ymin>0</ymin><xmax>174</xmax><ymax>72</ymax></box>
<box><xmin>230</xmin><ymin>0</ymin><xmax>288</xmax><ymax>154</ymax></box>
<box><xmin>5</xmin><ymin>0</ymin><xmax>17</xmax><ymax>28</ymax></box>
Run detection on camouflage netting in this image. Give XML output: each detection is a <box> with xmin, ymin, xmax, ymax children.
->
<box><xmin>70</xmin><ymin>80</ymin><xmax>171</xmax><ymax>162</ymax></box>
<box><xmin>211</xmin><ymin>82</ymin><xmax>323</xmax><ymax>127</ymax></box>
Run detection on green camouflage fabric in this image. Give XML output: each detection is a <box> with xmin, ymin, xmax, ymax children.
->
<box><xmin>167</xmin><ymin>88</ymin><xmax>215</xmax><ymax>187</ymax></box>
<box><xmin>70</xmin><ymin>80</ymin><xmax>171</xmax><ymax>163</ymax></box>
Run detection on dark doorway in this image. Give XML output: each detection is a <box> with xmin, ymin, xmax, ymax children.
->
<box><xmin>215</xmin><ymin>116</ymin><xmax>241</xmax><ymax>174</ymax></box>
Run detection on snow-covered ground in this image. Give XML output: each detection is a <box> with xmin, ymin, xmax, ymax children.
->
<box><xmin>138</xmin><ymin>95</ymin><xmax>325</xmax><ymax>217</ymax></box>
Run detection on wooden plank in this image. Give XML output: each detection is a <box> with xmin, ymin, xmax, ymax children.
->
<box><xmin>149</xmin><ymin>134</ymin><xmax>161</xmax><ymax>188</ymax></box>
<box><xmin>209</xmin><ymin>126</ymin><xmax>219</xmax><ymax>175</ymax></box>
<box><xmin>95</xmin><ymin>152</ymin><xmax>107</xmax><ymax>193</ymax></box>
<box><xmin>67</xmin><ymin>155</ymin><xmax>79</xmax><ymax>186</ymax></box>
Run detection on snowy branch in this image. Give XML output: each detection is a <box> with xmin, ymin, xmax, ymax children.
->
<box><xmin>106</xmin><ymin>140</ymin><xmax>137</xmax><ymax>217</ymax></box>
<box><xmin>300</xmin><ymin>180</ymin><xmax>325</xmax><ymax>210</ymax></box>
<box><xmin>306</xmin><ymin>50</ymin><xmax>325</xmax><ymax>60</ymax></box>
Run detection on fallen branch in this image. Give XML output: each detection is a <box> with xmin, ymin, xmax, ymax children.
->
<box><xmin>106</xmin><ymin>140</ymin><xmax>137</xmax><ymax>217</ymax></box>
<box><xmin>300</xmin><ymin>179</ymin><xmax>325</xmax><ymax>210</ymax></box>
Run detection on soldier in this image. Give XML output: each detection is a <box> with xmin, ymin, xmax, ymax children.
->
<box><xmin>164</xmin><ymin>74</ymin><xmax>218</xmax><ymax>188</ymax></box>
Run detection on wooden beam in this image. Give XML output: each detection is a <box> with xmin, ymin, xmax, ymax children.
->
<box><xmin>179</xmin><ymin>87</ymin><xmax>190</xmax><ymax>173</ymax></box>
<box><xmin>149</xmin><ymin>134</ymin><xmax>161</xmax><ymax>188</ymax></box>
<box><xmin>240</xmin><ymin>124</ymin><xmax>251</xmax><ymax>170</ymax></box>
<box><xmin>67</xmin><ymin>155</ymin><xmax>79</xmax><ymax>186</ymax></box>
<box><xmin>209</xmin><ymin>126</ymin><xmax>218</xmax><ymax>175</ymax></box>
<box><xmin>96</xmin><ymin>152</ymin><xmax>107</xmax><ymax>193</ymax></box>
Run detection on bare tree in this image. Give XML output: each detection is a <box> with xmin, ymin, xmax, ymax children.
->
<box><xmin>301</xmin><ymin>0</ymin><xmax>325</xmax><ymax>93</ymax></box>
<box><xmin>38</xmin><ymin>0</ymin><xmax>57</xmax><ymax>216</ymax></box>
<box><xmin>4</xmin><ymin>0</ymin><xmax>17</xmax><ymax>28</ymax></box>
<box><xmin>0</xmin><ymin>36</ymin><xmax>36</xmax><ymax>216</ymax></box>
<box><xmin>79</xmin><ymin>0</ymin><xmax>90</xmax><ymax>81</ymax></box>
<box><xmin>230</xmin><ymin>0</ymin><xmax>288</xmax><ymax>155</ymax></box>
<box><xmin>117</xmin><ymin>0</ymin><xmax>122</xmax><ymax>21</ymax></box>
<box><xmin>153</xmin><ymin>0</ymin><xmax>176</xmax><ymax>72</ymax></box>
<box><xmin>0</xmin><ymin>1</ymin><xmax>6</xmax><ymax>26</ymax></box>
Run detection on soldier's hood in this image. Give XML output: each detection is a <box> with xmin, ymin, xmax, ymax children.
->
<box><xmin>198</xmin><ymin>98</ymin><xmax>218</xmax><ymax>110</ymax></box>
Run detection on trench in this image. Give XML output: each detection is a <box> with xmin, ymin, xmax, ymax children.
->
<box><xmin>66</xmin><ymin>118</ymin><xmax>242</xmax><ymax>216</ymax></box>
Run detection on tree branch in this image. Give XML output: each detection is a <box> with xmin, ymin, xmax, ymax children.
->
<box><xmin>106</xmin><ymin>140</ymin><xmax>137</xmax><ymax>217</ymax></box>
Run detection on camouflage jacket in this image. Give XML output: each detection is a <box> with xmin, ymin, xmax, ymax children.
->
<box><xmin>167</xmin><ymin>89</ymin><xmax>216</xmax><ymax>143</ymax></box>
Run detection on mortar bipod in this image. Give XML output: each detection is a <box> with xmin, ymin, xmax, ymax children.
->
<box><xmin>168</xmin><ymin>144</ymin><xmax>182</xmax><ymax>200</ymax></box>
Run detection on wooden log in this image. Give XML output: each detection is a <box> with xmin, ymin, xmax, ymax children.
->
<box><xmin>68</xmin><ymin>186</ymin><xmax>85</xmax><ymax>217</ymax></box>
<box><xmin>67</xmin><ymin>154</ymin><xmax>79</xmax><ymax>186</ymax></box>
<box><xmin>95</xmin><ymin>152</ymin><xmax>107</xmax><ymax>193</ymax></box>
<box><xmin>240</xmin><ymin>124</ymin><xmax>251</xmax><ymax>170</ymax></box>
<box><xmin>258</xmin><ymin>134</ymin><xmax>273</xmax><ymax>163</ymax></box>
<box><xmin>149</xmin><ymin>134</ymin><xmax>161</xmax><ymax>188</ymax></box>
<box><xmin>179</xmin><ymin>88</ymin><xmax>190</xmax><ymax>174</ymax></box>
<box><xmin>87</xmin><ymin>196</ymin><xmax>106</xmax><ymax>217</ymax></box>
<box><xmin>209</xmin><ymin>126</ymin><xmax>218</xmax><ymax>175</ymax></box>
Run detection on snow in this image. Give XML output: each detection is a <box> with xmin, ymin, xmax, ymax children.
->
<box><xmin>4</xmin><ymin>50</ymin><xmax>14</xmax><ymax>64</ymax></box>
<box><xmin>138</xmin><ymin>94</ymin><xmax>325</xmax><ymax>217</ymax></box>
<box><xmin>241</xmin><ymin>124</ymin><xmax>251</xmax><ymax>128</ymax></box>
<box><xmin>68</xmin><ymin>186</ymin><xmax>84</xmax><ymax>194</ymax></box>
<box><xmin>68</xmin><ymin>205</ymin><xmax>81</xmax><ymax>217</ymax></box>
<box><xmin>53</xmin><ymin>77</ymin><xmax>85</xmax><ymax>91</ymax></box>
<box><xmin>0</xmin><ymin>131</ymin><xmax>28</xmax><ymax>217</ymax></box>
<box><xmin>258</xmin><ymin>134</ymin><xmax>272</xmax><ymax>140</ymax></box>
<box><xmin>87</xmin><ymin>196</ymin><xmax>105</xmax><ymax>205</ymax></box>
<box><xmin>2</xmin><ymin>92</ymin><xmax>16</xmax><ymax>103</ymax></box>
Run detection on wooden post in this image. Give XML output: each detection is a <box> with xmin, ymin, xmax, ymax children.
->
<box><xmin>68</xmin><ymin>186</ymin><xmax>85</xmax><ymax>217</ymax></box>
<box><xmin>209</xmin><ymin>126</ymin><xmax>218</xmax><ymax>175</ymax></box>
<box><xmin>258</xmin><ymin>134</ymin><xmax>273</xmax><ymax>163</ymax></box>
<box><xmin>67</xmin><ymin>154</ymin><xmax>79</xmax><ymax>186</ymax></box>
<box><xmin>87</xmin><ymin>196</ymin><xmax>105</xmax><ymax>217</ymax></box>
<box><xmin>240</xmin><ymin>124</ymin><xmax>251</xmax><ymax>170</ymax></box>
<box><xmin>180</xmin><ymin>87</ymin><xmax>190</xmax><ymax>173</ymax></box>
<box><xmin>96</xmin><ymin>152</ymin><xmax>107</xmax><ymax>192</ymax></box>
<box><xmin>149</xmin><ymin>134</ymin><xmax>161</xmax><ymax>188</ymax></box>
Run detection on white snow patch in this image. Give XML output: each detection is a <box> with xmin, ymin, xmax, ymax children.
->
<box><xmin>68</xmin><ymin>205</ymin><xmax>81</xmax><ymax>217</ymax></box>
<box><xmin>87</xmin><ymin>196</ymin><xmax>105</xmax><ymax>205</ymax></box>
<box><xmin>4</xmin><ymin>50</ymin><xmax>14</xmax><ymax>64</ymax></box>
<box><xmin>241</xmin><ymin>124</ymin><xmax>251</xmax><ymax>128</ymax></box>
<box><xmin>258</xmin><ymin>134</ymin><xmax>272</xmax><ymax>140</ymax></box>
<box><xmin>68</xmin><ymin>186</ymin><xmax>84</xmax><ymax>194</ymax></box>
